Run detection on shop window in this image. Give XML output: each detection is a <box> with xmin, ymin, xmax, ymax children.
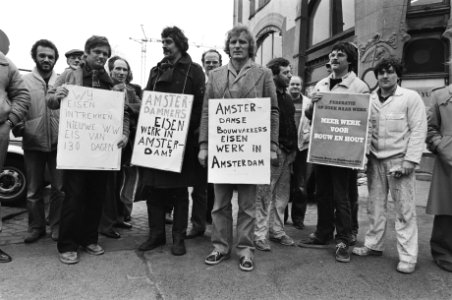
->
<box><xmin>255</xmin><ymin>30</ymin><xmax>282</xmax><ymax>66</ymax></box>
<box><xmin>309</xmin><ymin>0</ymin><xmax>355</xmax><ymax>46</ymax></box>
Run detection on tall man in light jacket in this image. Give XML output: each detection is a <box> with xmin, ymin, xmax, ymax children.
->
<box><xmin>352</xmin><ymin>58</ymin><xmax>427</xmax><ymax>274</ymax></box>
<box><xmin>198</xmin><ymin>25</ymin><xmax>279</xmax><ymax>272</ymax></box>
<box><xmin>22</xmin><ymin>39</ymin><xmax>64</xmax><ymax>243</ymax></box>
<box><xmin>0</xmin><ymin>51</ymin><xmax>30</xmax><ymax>263</ymax></box>
<box><xmin>298</xmin><ymin>42</ymin><xmax>369</xmax><ymax>264</ymax></box>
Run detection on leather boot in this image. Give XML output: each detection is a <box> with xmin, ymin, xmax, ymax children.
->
<box><xmin>138</xmin><ymin>236</ymin><xmax>166</xmax><ymax>251</ymax></box>
<box><xmin>171</xmin><ymin>235</ymin><xmax>186</xmax><ymax>256</ymax></box>
<box><xmin>139</xmin><ymin>196</ymin><xmax>166</xmax><ymax>251</ymax></box>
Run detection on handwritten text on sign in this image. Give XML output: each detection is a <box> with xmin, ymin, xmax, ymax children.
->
<box><xmin>208</xmin><ymin>98</ymin><xmax>270</xmax><ymax>184</ymax></box>
<box><xmin>57</xmin><ymin>85</ymin><xmax>124</xmax><ymax>170</ymax></box>
<box><xmin>131</xmin><ymin>91</ymin><xmax>193</xmax><ymax>173</ymax></box>
<box><xmin>308</xmin><ymin>92</ymin><xmax>371</xmax><ymax>169</ymax></box>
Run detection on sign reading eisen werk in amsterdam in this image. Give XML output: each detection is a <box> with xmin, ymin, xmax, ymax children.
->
<box><xmin>208</xmin><ymin>98</ymin><xmax>270</xmax><ymax>184</ymax></box>
<box><xmin>308</xmin><ymin>92</ymin><xmax>371</xmax><ymax>169</ymax></box>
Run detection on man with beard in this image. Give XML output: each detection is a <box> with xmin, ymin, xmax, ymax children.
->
<box><xmin>138</xmin><ymin>26</ymin><xmax>205</xmax><ymax>256</ymax></box>
<box><xmin>0</xmin><ymin>49</ymin><xmax>30</xmax><ymax>263</ymax></box>
<box><xmin>47</xmin><ymin>35</ymin><xmax>129</xmax><ymax>264</ymax></box>
<box><xmin>20</xmin><ymin>39</ymin><xmax>64</xmax><ymax>243</ymax></box>
<box><xmin>254</xmin><ymin>57</ymin><xmax>297</xmax><ymax>252</ymax></box>
<box><xmin>186</xmin><ymin>49</ymin><xmax>222</xmax><ymax>239</ymax></box>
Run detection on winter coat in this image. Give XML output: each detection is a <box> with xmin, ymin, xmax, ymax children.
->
<box><xmin>140</xmin><ymin>53</ymin><xmax>205</xmax><ymax>188</ymax></box>
<box><xmin>0</xmin><ymin>51</ymin><xmax>29</xmax><ymax>126</ymax></box>
<box><xmin>22</xmin><ymin>68</ymin><xmax>59</xmax><ymax>151</ymax></box>
<box><xmin>426</xmin><ymin>85</ymin><xmax>452</xmax><ymax>216</ymax></box>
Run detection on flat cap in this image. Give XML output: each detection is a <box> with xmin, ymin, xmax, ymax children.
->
<box><xmin>65</xmin><ymin>49</ymin><xmax>84</xmax><ymax>58</ymax></box>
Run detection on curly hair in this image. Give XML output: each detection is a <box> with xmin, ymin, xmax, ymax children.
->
<box><xmin>331</xmin><ymin>42</ymin><xmax>357</xmax><ymax>73</ymax></box>
<box><xmin>161</xmin><ymin>26</ymin><xmax>189</xmax><ymax>54</ymax></box>
<box><xmin>373</xmin><ymin>57</ymin><xmax>403</xmax><ymax>78</ymax></box>
<box><xmin>30</xmin><ymin>39</ymin><xmax>59</xmax><ymax>63</ymax></box>
<box><xmin>84</xmin><ymin>35</ymin><xmax>111</xmax><ymax>57</ymax></box>
<box><xmin>224</xmin><ymin>25</ymin><xmax>255</xmax><ymax>59</ymax></box>
<box><xmin>266</xmin><ymin>57</ymin><xmax>290</xmax><ymax>75</ymax></box>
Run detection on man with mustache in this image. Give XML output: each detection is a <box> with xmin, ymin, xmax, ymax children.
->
<box><xmin>47</xmin><ymin>35</ymin><xmax>129</xmax><ymax>264</ymax></box>
<box><xmin>21</xmin><ymin>39</ymin><xmax>64</xmax><ymax>243</ymax></box>
<box><xmin>298</xmin><ymin>42</ymin><xmax>369</xmax><ymax>264</ymax></box>
<box><xmin>138</xmin><ymin>26</ymin><xmax>205</xmax><ymax>256</ymax></box>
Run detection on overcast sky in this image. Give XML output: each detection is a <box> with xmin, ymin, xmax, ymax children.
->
<box><xmin>1</xmin><ymin>0</ymin><xmax>233</xmax><ymax>86</ymax></box>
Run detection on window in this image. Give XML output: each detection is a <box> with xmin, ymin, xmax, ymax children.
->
<box><xmin>255</xmin><ymin>30</ymin><xmax>282</xmax><ymax>66</ymax></box>
<box><xmin>410</xmin><ymin>0</ymin><xmax>445</xmax><ymax>6</ymax></box>
<box><xmin>309</xmin><ymin>0</ymin><xmax>355</xmax><ymax>46</ymax></box>
<box><xmin>250</xmin><ymin>0</ymin><xmax>270</xmax><ymax>18</ymax></box>
<box><xmin>403</xmin><ymin>38</ymin><xmax>447</xmax><ymax>74</ymax></box>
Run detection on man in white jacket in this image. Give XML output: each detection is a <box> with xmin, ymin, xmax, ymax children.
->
<box><xmin>352</xmin><ymin>57</ymin><xmax>427</xmax><ymax>274</ymax></box>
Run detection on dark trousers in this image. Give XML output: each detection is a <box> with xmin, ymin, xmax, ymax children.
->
<box><xmin>58</xmin><ymin>170</ymin><xmax>108</xmax><ymax>253</ymax></box>
<box><xmin>146</xmin><ymin>187</ymin><xmax>188</xmax><ymax>240</ymax></box>
<box><xmin>99</xmin><ymin>171</ymin><xmax>123</xmax><ymax>232</ymax></box>
<box><xmin>431</xmin><ymin>215</ymin><xmax>452</xmax><ymax>272</ymax></box>
<box><xmin>314</xmin><ymin>165</ymin><xmax>353</xmax><ymax>245</ymax></box>
<box><xmin>191</xmin><ymin>181</ymin><xmax>215</xmax><ymax>231</ymax></box>
<box><xmin>349</xmin><ymin>171</ymin><xmax>359</xmax><ymax>235</ymax></box>
<box><xmin>290</xmin><ymin>150</ymin><xmax>313</xmax><ymax>225</ymax></box>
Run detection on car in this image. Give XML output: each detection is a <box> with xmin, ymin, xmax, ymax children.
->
<box><xmin>0</xmin><ymin>133</ymin><xmax>26</xmax><ymax>205</ymax></box>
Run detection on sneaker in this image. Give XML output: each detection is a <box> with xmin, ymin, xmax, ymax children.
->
<box><xmin>297</xmin><ymin>235</ymin><xmax>329</xmax><ymax>249</ymax></box>
<box><xmin>270</xmin><ymin>234</ymin><xmax>295</xmax><ymax>246</ymax></box>
<box><xmin>59</xmin><ymin>251</ymin><xmax>79</xmax><ymax>264</ymax></box>
<box><xmin>24</xmin><ymin>230</ymin><xmax>46</xmax><ymax>243</ymax></box>
<box><xmin>204</xmin><ymin>251</ymin><xmax>230</xmax><ymax>265</ymax></box>
<box><xmin>397</xmin><ymin>261</ymin><xmax>416</xmax><ymax>274</ymax></box>
<box><xmin>83</xmin><ymin>244</ymin><xmax>105</xmax><ymax>256</ymax></box>
<box><xmin>254</xmin><ymin>239</ymin><xmax>271</xmax><ymax>251</ymax></box>
<box><xmin>352</xmin><ymin>246</ymin><xmax>383</xmax><ymax>257</ymax></box>
<box><xmin>335</xmin><ymin>242</ymin><xmax>350</xmax><ymax>263</ymax></box>
<box><xmin>239</xmin><ymin>256</ymin><xmax>254</xmax><ymax>272</ymax></box>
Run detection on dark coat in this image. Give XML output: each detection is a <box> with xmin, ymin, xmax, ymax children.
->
<box><xmin>141</xmin><ymin>53</ymin><xmax>205</xmax><ymax>188</ymax></box>
<box><xmin>426</xmin><ymin>85</ymin><xmax>452</xmax><ymax>216</ymax></box>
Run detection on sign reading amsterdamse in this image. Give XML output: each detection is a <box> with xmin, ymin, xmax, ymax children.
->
<box><xmin>131</xmin><ymin>91</ymin><xmax>193</xmax><ymax>173</ymax></box>
<box><xmin>208</xmin><ymin>98</ymin><xmax>270</xmax><ymax>184</ymax></box>
<box><xmin>57</xmin><ymin>85</ymin><xmax>124</xmax><ymax>170</ymax></box>
<box><xmin>308</xmin><ymin>92</ymin><xmax>371</xmax><ymax>169</ymax></box>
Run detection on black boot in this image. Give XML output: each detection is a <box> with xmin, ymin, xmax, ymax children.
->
<box><xmin>138</xmin><ymin>195</ymin><xmax>166</xmax><ymax>251</ymax></box>
<box><xmin>171</xmin><ymin>235</ymin><xmax>186</xmax><ymax>256</ymax></box>
<box><xmin>0</xmin><ymin>248</ymin><xmax>12</xmax><ymax>263</ymax></box>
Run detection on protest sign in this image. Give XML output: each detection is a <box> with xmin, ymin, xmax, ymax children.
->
<box><xmin>131</xmin><ymin>91</ymin><xmax>193</xmax><ymax>173</ymax></box>
<box><xmin>208</xmin><ymin>98</ymin><xmax>270</xmax><ymax>184</ymax></box>
<box><xmin>57</xmin><ymin>85</ymin><xmax>124</xmax><ymax>170</ymax></box>
<box><xmin>308</xmin><ymin>92</ymin><xmax>371</xmax><ymax>169</ymax></box>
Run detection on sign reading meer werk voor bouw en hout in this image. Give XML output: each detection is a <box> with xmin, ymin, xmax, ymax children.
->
<box><xmin>57</xmin><ymin>85</ymin><xmax>124</xmax><ymax>170</ymax></box>
<box><xmin>308</xmin><ymin>92</ymin><xmax>371</xmax><ymax>169</ymax></box>
<box><xmin>208</xmin><ymin>98</ymin><xmax>270</xmax><ymax>184</ymax></box>
<box><xmin>131</xmin><ymin>91</ymin><xmax>193</xmax><ymax>173</ymax></box>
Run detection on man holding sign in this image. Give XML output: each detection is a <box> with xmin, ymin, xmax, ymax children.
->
<box><xmin>47</xmin><ymin>36</ymin><xmax>129</xmax><ymax>264</ymax></box>
<box><xmin>198</xmin><ymin>25</ymin><xmax>279</xmax><ymax>272</ymax></box>
<box><xmin>137</xmin><ymin>26</ymin><xmax>205</xmax><ymax>257</ymax></box>
<box><xmin>298</xmin><ymin>42</ymin><xmax>369</xmax><ymax>264</ymax></box>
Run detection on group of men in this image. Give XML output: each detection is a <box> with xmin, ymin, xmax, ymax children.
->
<box><xmin>0</xmin><ymin>24</ymin><xmax>451</xmax><ymax>275</ymax></box>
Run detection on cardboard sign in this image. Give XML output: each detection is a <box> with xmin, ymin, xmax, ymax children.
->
<box><xmin>208</xmin><ymin>98</ymin><xmax>270</xmax><ymax>184</ymax></box>
<box><xmin>131</xmin><ymin>91</ymin><xmax>193</xmax><ymax>173</ymax></box>
<box><xmin>57</xmin><ymin>85</ymin><xmax>124</xmax><ymax>170</ymax></box>
<box><xmin>308</xmin><ymin>92</ymin><xmax>371</xmax><ymax>169</ymax></box>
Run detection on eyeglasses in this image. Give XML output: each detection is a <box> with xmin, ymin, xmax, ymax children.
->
<box><xmin>205</xmin><ymin>61</ymin><xmax>219</xmax><ymax>65</ymax></box>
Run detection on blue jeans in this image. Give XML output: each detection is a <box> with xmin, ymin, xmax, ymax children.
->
<box><xmin>24</xmin><ymin>150</ymin><xmax>64</xmax><ymax>232</ymax></box>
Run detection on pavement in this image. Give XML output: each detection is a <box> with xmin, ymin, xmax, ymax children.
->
<box><xmin>0</xmin><ymin>180</ymin><xmax>451</xmax><ymax>300</ymax></box>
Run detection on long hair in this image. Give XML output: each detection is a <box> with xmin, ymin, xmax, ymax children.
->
<box><xmin>161</xmin><ymin>26</ymin><xmax>189</xmax><ymax>55</ymax></box>
<box><xmin>224</xmin><ymin>25</ymin><xmax>255</xmax><ymax>59</ymax></box>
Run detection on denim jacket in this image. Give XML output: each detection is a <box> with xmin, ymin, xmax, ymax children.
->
<box><xmin>369</xmin><ymin>85</ymin><xmax>427</xmax><ymax>164</ymax></box>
